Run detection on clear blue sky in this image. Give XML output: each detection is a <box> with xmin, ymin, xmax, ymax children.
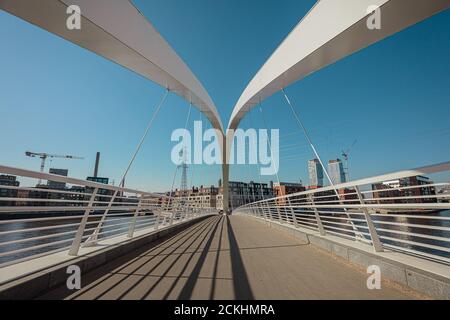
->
<box><xmin>0</xmin><ymin>1</ymin><xmax>449</xmax><ymax>192</ymax></box>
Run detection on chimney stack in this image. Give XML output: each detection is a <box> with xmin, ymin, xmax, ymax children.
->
<box><xmin>94</xmin><ymin>152</ymin><xmax>100</xmax><ymax>178</ymax></box>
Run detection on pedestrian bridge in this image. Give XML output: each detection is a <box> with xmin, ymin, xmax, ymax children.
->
<box><xmin>28</xmin><ymin>216</ymin><xmax>425</xmax><ymax>300</ymax></box>
<box><xmin>0</xmin><ymin>0</ymin><xmax>449</xmax><ymax>301</ymax></box>
<box><xmin>0</xmin><ymin>163</ymin><xmax>449</xmax><ymax>300</ymax></box>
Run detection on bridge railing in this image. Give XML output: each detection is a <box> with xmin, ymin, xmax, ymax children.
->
<box><xmin>0</xmin><ymin>165</ymin><xmax>216</xmax><ymax>268</ymax></box>
<box><xmin>234</xmin><ymin>162</ymin><xmax>450</xmax><ymax>265</ymax></box>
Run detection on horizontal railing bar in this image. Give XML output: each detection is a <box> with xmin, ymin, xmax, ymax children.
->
<box><xmin>379</xmin><ymin>235</ymin><xmax>450</xmax><ymax>253</ymax></box>
<box><xmin>0</xmin><ymin>214</ymin><xmax>88</xmax><ymax>225</ymax></box>
<box><xmin>295</xmin><ymin>222</ymin><xmax>318</xmax><ymax>228</ymax></box>
<box><xmin>376</xmin><ymin>228</ymin><xmax>450</xmax><ymax>243</ymax></box>
<box><xmin>0</xmin><ymin>165</ymin><xmax>157</xmax><ymax>196</ymax></box>
<box><xmin>0</xmin><ymin>222</ymin><xmax>81</xmax><ymax>236</ymax></box>
<box><xmin>0</xmin><ymin>185</ymin><xmax>150</xmax><ymax>201</ymax></box>
<box><xmin>0</xmin><ymin>246</ymin><xmax>72</xmax><ymax>269</ymax></box>
<box><xmin>382</xmin><ymin>244</ymin><xmax>450</xmax><ymax>264</ymax></box>
<box><xmin>276</xmin><ymin>204</ymin><xmax>450</xmax><ymax>210</ymax></box>
<box><xmin>294</xmin><ymin>217</ymin><xmax>317</xmax><ymax>224</ymax></box>
<box><xmin>0</xmin><ymin>238</ymin><xmax>74</xmax><ymax>258</ymax></box>
<box><xmin>371</xmin><ymin>214</ymin><xmax>450</xmax><ymax>220</ymax></box>
<box><xmin>316</xmin><ymin>210</ymin><xmax>364</xmax><ymax>216</ymax></box>
<box><xmin>0</xmin><ymin>213</ymin><xmax>156</xmax><ymax>236</ymax></box>
<box><xmin>323</xmin><ymin>223</ymin><xmax>369</xmax><ymax>233</ymax></box>
<box><xmin>321</xmin><ymin>219</ymin><xmax>369</xmax><ymax>228</ymax></box>
<box><xmin>0</xmin><ymin>206</ymin><xmax>146</xmax><ymax>213</ymax></box>
<box><xmin>360</xmin><ymin>182</ymin><xmax>450</xmax><ymax>195</ymax></box>
<box><xmin>320</xmin><ymin>215</ymin><xmax>367</xmax><ymax>223</ymax></box>
<box><xmin>0</xmin><ymin>229</ymin><xmax>78</xmax><ymax>248</ymax></box>
<box><xmin>373</xmin><ymin>220</ymin><xmax>450</xmax><ymax>231</ymax></box>
<box><xmin>0</xmin><ymin>197</ymin><xmax>145</xmax><ymax>205</ymax></box>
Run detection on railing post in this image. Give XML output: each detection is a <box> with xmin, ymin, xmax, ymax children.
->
<box><xmin>84</xmin><ymin>189</ymin><xmax>120</xmax><ymax>246</ymax></box>
<box><xmin>355</xmin><ymin>187</ymin><xmax>384</xmax><ymax>252</ymax></box>
<box><xmin>287</xmin><ymin>197</ymin><xmax>298</xmax><ymax>228</ymax></box>
<box><xmin>310</xmin><ymin>195</ymin><xmax>326</xmax><ymax>236</ymax></box>
<box><xmin>275</xmin><ymin>199</ymin><xmax>283</xmax><ymax>223</ymax></box>
<box><xmin>155</xmin><ymin>213</ymin><xmax>161</xmax><ymax>230</ymax></box>
<box><xmin>69</xmin><ymin>187</ymin><xmax>99</xmax><ymax>256</ymax></box>
<box><xmin>169</xmin><ymin>210</ymin><xmax>175</xmax><ymax>226</ymax></box>
<box><xmin>265</xmin><ymin>201</ymin><xmax>273</xmax><ymax>221</ymax></box>
<box><xmin>127</xmin><ymin>198</ymin><xmax>143</xmax><ymax>238</ymax></box>
<box><xmin>260</xmin><ymin>202</ymin><xmax>268</xmax><ymax>221</ymax></box>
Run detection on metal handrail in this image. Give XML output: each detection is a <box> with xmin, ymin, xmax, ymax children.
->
<box><xmin>0</xmin><ymin>165</ymin><xmax>217</xmax><ymax>268</ymax></box>
<box><xmin>0</xmin><ymin>165</ymin><xmax>155</xmax><ymax>196</ymax></box>
<box><xmin>235</xmin><ymin>162</ymin><xmax>450</xmax><ymax>265</ymax></box>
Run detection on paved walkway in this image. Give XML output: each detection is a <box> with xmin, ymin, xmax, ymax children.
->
<box><xmin>39</xmin><ymin>216</ymin><xmax>419</xmax><ymax>300</ymax></box>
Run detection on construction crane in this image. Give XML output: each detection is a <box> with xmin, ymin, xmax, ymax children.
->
<box><xmin>25</xmin><ymin>151</ymin><xmax>84</xmax><ymax>184</ymax></box>
<box><xmin>341</xmin><ymin>140</ymin><xmax>358</xmax><ymax>182</ymax></box>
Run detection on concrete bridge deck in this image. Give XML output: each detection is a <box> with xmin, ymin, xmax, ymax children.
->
<box><xmin>39</xmin><ymin>216</ymin><xmax>423</xmax><ymax>300</ymax></box>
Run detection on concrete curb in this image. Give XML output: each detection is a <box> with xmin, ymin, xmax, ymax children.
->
<box><xmin>244</xmin><ymin>215</ymin><xmax>450</xmax><ymax>300</ymax></box>
<box><xmin>0</xmin><ymin>215</ymin><xmax>212</xmax><ymax>300</ymax></box>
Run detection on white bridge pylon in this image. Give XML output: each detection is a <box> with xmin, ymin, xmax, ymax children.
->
<box><xmin>0</xmin><ymin>0</ymin><xmax>223</xmax><ymax>133</ymax></box>
<box><xmin>229</xmin><ymin>0</ymin><xmax>449</xmax><ymax>131</ymax></box>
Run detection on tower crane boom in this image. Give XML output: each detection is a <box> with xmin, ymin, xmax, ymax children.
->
<box><xmin>25</xmin><ymin>151</ymin><xmax>84</xmax><ymax>184</ymax></box>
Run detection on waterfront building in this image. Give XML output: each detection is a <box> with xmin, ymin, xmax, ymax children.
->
<box><xmin>372</xmin><ymin>176</ymin><xmax>437</xmax><ymax>204</ymax></box>
<box><xmin>47</xmin><ymin>168</ymin><xmax>69</xmax><ymax>190</ymax></box>
<box><xmin>0</xmin><ymin>175</ymin><xmax>20</xmax><ymax>206</ymax></box>
<box><xmin>86</xmin><ymin>176</ymin><xmax>115</xmax><ymax>204</ymax></box>
<box><xmin>273</xmin><ymin>182</ymin><xmax>306</xmax><ymax>205</ymax></box>
<box><xmin>217</xmin><ymin>181</ymin><xmax>275</xmax><ymax>211</ymax></box>
<box><xmin>165</xmin><ymin>186</ymin><xmax>219</xmax><ymax>210</ymax></box>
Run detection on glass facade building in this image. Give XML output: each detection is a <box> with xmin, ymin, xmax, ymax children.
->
<box><xmin>308</xmin><ymin>159</ymin><xmax>324</xmax><ymax>187</ymax></box>
<box><xmin>328</xmin><ymin>159</ymin><xmax>346</xmax><ymax>185</ymax></box>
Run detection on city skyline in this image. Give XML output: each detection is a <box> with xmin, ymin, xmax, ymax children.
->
<box><xmin>1</xmin><ymin>1</ymin><xmax>449</xmax><ymax>193</ymax></box>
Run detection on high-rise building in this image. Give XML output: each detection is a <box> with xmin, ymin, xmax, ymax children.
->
<box><xmin>47</xmin><ymin>168</ymin><xmax>68</xmax><ymax>190</ymax></box>
<box><xmin>328</xmin><ymin>159</ymin><xmax>346</xmax><ymax>185</ymax></box>
<box><xmin>308</xmin><ymin>159</ymin><xmax>324</xmax><ymax>187</ymax></box>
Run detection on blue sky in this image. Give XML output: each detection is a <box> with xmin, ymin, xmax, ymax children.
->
<box><xmin>0</xmin><ymin>1</ymin><xmax>449</xmax><ymax>192</ymax></box>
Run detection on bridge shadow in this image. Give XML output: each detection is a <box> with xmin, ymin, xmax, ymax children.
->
<box><xmin>38</xmin><ymin>215</ymin><xmax>422</xmax><ymax>300</ymax></box>
<box><xmin>39</xmin><ymin>215</ymin><xmax>260</xmax><ymax>300</ymax></box>
<box><xmin>224</xmin><ymin>216</ymin><xmax>254</xmax><ymax>300</ymax></box>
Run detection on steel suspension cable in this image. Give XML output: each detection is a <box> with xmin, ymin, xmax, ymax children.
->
<box><xmin>259</xmin><ymin>102</ymin><xmax>281</xmax><ymax>188</ymax></box>
<box><xmin>86</xmin><ymin>89</ymin><xmax>170</xmax><ymax>244</ymax></box>
<box><xmin>248</xmin><ymin>108</ymin><xmax>267</xmax><ymax>202</ymax></box>
<box><xmin>281</xmin><ymin>88</ymin><xmax>361</xmax><ymax>234</ymax></box>
<box><xmin>189</xmin><ymin>109</ymin><xmax>202</xmax><ymax>190</ymax></box>
<box><xmin>166</xmin><ymin>102</ymin><xmax>193</xmax><ymax>212</ymax></box>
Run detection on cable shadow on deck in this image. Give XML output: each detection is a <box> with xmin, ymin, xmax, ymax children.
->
<box><xmin>39</xmin><ymin>217</ymin><xmax>216</xmax><ymax>300</ymax></box>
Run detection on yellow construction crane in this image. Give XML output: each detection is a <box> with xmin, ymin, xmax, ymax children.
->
<box><xmin>25</xmin><ymin>151</ymin><xmax>84</xmax><ymax>184</ymax></box>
